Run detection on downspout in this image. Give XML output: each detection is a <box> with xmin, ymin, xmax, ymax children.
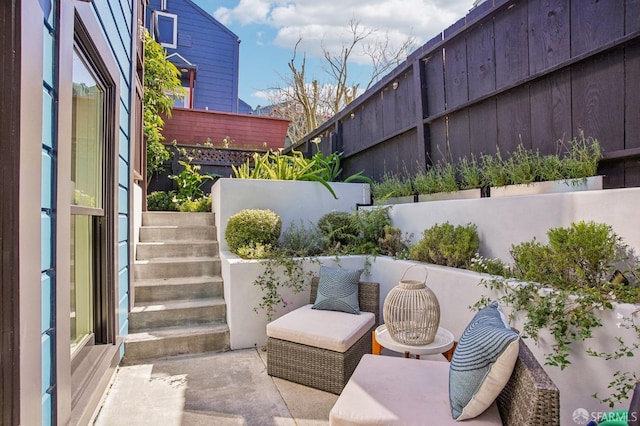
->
<box><xmin>189</xmin><ymin>69</ymin><xmax>194</xmax><ymax>109</ymax></box>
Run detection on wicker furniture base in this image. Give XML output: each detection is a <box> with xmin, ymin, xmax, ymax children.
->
<box><xmin>267</xmin><ymin>325</ymin><xmax>375</xmax><ymax>394</ymax></box>
<box><xmin>495</xmin><ymin>339</ymin><xmax>560</xmax><ymax>425</ymax></box>
<box><xmin>267</xmin><ymin>279</ymin><xmax>380</xmax><ymax>394</ymax></box>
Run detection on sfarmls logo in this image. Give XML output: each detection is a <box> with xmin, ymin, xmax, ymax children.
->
<box><xmin>572</xmin><ymin>408</ymin><xmax>638</xmax><ymax>424</ymax></box>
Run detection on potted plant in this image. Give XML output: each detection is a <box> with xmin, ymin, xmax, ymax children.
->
<box><xmin>371</xmin><ymin>172</ymin><xmax>415</xmax><ymax>205</ymax></box>
<box><xmin>489</xmin><ymin>136</ymin><xmax>603</xmax><ymax>197</ymax></box>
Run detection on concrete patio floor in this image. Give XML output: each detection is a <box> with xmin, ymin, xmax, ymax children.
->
<box><xmin>93</xmin><ymin>347</ymin><xmax>339</xmax><ymax>425</ymax></box>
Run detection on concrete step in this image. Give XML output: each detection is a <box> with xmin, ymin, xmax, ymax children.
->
<box><xmin>139</xmin><ymin>225</ymin><xmax>217</xmax><ymax>242</ymax></box>
<box><xmin>134</xmin><ymin>276</ymin><xmax>223</xmax><ymax>303</ymax></box>
<box><xmin>123</xmin><ymin>323</ymin><xmax>230</xmax><ymax>361</ymax></box>
<box><xmin>136</xmin><ymin>240</ymin><xmax>219</xmax><ymax>260</ymax></box>
<box><xmin>133</xmin><ymin>257</ymin><xmax>221</xmax><ymax>280</ymax></box>
<box><xmin>129</xmin><ymin>298</ymin><xmax>226</xmax><ymax>330</ymax></box>
<box><xmin>143</xmin><ymin>212</ymin><xmax>215</xmax><ymax>227</ymax></box>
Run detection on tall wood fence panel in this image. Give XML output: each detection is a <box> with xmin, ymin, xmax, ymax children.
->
<box><xmin>292</xmin><ymin>0</ymin><xmax>640</xmax><ymax>187</ymax></box>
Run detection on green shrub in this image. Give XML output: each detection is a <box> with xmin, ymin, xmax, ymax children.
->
<box><xmin>558</xmin><ymin>135</ymin><xmax>602</xmax><ymax>180</ymax></box>
<box><xmin>479</xmin><ymin>221</ymin><xmax>639</xmax><ymax>371</ymax></box>
<box><xmin>147</xmin><ymin>191</ymin><xmax>179</xmax><ymax>211</ymax></box>
<box><xmin>538</xmin><ymin>154</ymin><xmax>565</xmax><ymax>182</ymax></box>
<box><xmin>169</xmin><ymin>156</ymin><xmax>214</xmax><ymax>202</ymax></box>
<box><xmin>235</xmin><ymin>242</ymin><xmax>275</xmax><ymax>259</ymax></box>
<box><xmin>371</xmin><ymin>173</ymin><xmax>414</xmax><ymax>203</ymax></box>
<box><xmin>225</xmin><ymin>209</ymin><xmax>282</xmax><ymax>255</ymax></box>
<box><xmin>317</xmin><ymin>211</ymin><xmax>359</xmax><ymax>248</ymax></box>
<box><xmin>510</xmin><ymin>221</ymin><xmax>623</xmax><ymax>292</ymax></box>
<box><xmin>469</xmin><ymin>253</ymin><xmax>509</xmax><ymax>277</ymax></box>
<box><xmin>481</xmin><ymin>150</ymin><xmax>509</xmax><ymax>187</ymax></box>
<box><xmin>413</xmin><ymin>163</ymin><xmax>459</xmax><ymax>195</ymax></box>
<box><xmin>378</xmin><ymin>225</ymin><xmax>412</xmax><ymax>258</ymax></box>
<box><xmin>178</xmin><ymin>194</ymin><xmax>212</xmax><ymax>212</ymax></box>
<box><xmin>409</xmin><ymin>222</ymin><xmax>479</xmax><ymax>268</ymax></box>
<box><xmin>457</xmin><ymin>156</ymin><xmax>485</xmax><ymax>190</ymax></box>
<box><xmin>281</xmin><ymin>220</ymin><xmax>327</xmax><ymax>257</ymax></box>
<box><xmin>356</xmin><ymin>207</ymin><xmax>392</xmax><ymax>247</ymax></box>
<box><xmin>504</xmin><ymin>144</ymin><xmax>542</xmax><ymax>185</ymax></box>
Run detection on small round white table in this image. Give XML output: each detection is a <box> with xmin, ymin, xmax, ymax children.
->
<box><xmin>373</xmin><ymin>324</ymin><xmax>455</xmax><ymax>359</ymax></box>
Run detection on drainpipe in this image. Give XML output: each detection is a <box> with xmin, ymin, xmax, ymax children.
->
<box><xmin>189</xmin><ymin>69</ymin><xmax>195</xmax><ymax>109</ymax></box>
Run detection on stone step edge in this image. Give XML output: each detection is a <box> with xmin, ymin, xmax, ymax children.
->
<box><xmin>131</xmin><ymin>297</ymin><xmax>226</xmax><ymax>313</ymax></box>
<box><xmin>124</xmin><ymin>323</ymin><xmax>229</xmax><ymax>343</ymax></box>
<box><xmin>133</xmin><ymin>276</ymin><xmax>223</xmax><ymax>287</ymax></box>
<box><xmin>134</xmin><ymin>256</ymin><xmax>220</xmax><ymax>265</ymax></box>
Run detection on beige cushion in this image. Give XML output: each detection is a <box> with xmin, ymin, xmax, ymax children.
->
<box><xmin>456</xmin><ymin>339</ymin><xmax>519</xmax><ymax>420</ymax></box>
<box><xmin>266</xmin><ymin>304</ymin><xmax>375</xmax><ymax>353</ymax></box>
<box><xmin>330</xmin><ymin>354</ymin><xmax>502</xmax><ymax>426</ymax></box>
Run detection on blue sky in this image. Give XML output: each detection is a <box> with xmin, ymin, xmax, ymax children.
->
<box><xmin>191</xmin><ymin>0</ymin><xmax>475</xmax><ymax>109</ymax></box>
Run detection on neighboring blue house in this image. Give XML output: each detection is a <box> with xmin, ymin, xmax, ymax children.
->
<box><xmin>1</xmin><ymin>0</ymin><xmax>141</xmax><ymax>424</ymax></box>
<box><xmin>147</xmin><ymin>0</ymin><xmax>250</xmax><ymax>112</ymax></box>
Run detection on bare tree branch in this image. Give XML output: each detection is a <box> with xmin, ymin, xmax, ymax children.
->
<box><xmin>269</xmin><ymin>20</ymin><xmax>415</xmax><ymax>145</ymax></box>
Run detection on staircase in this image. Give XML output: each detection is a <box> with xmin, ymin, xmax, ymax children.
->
<box><xmin>124</xmin><ymin>212</ymin><xmax>229</xmax><ymax>361</ymax></box>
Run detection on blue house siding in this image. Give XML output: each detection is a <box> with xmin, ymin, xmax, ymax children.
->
<box><xmin>91</xmin><ymin>0</ymin><xmax>132</xmax><ymax>346</ymax></box>
<box><xmin>33</xmin><ymin>1</ymin><xmax>133</xmax><ymax>422</ymax></box>
<box><xmin>147</xmin><ymin>0</ymin><xmax>241</xmax><ymax>112</ymax></box>
<box><xmin>41</xmin><ymin>2</ymin><xmax>57</xmax><ymax>423</ymax></box>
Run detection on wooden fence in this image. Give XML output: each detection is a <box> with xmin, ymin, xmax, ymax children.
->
<box><xmin>147</xmin><ymin>144</ymin><xmax>264</xmax><ymax>193</ymax></box>
<box><xmin>290</xmin><ymin>0</ymin><xmax>640</xmax><ymax>188</ymax></box>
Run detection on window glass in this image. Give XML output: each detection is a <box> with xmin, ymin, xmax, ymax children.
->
<box><xmin>71</xmin><ymin>50</ymin><xmax>103</xmax><ymax>208</ymax></box>
<box><xmin>70</xmin><ymin>215</ymin><xmax>94</xmax><ymax>354</ymax></box>
<box><xmin>154</xmin><ymin>11</ymin><xmax>177</xmax><ymax>48</ymax></box>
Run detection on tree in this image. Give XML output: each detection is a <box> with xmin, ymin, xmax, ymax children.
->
<box><xmin>268</xmin><ymin>20</ymin><xmax>415</xmax><ymax>144</ymax></box>
<box><xmin>143</xmin><ymin>30</ymin><xmax>185</xmax><ymax>184</ymax></box>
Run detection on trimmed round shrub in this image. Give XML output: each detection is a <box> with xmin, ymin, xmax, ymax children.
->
<box><xmin>317</xmin><ymin>211</ymin><xmax>359</xmax><ymax>247</ymax></box>
<box><xmin>409</xmin><ymin>222</ymin><xmax>479</xmax><ymax>268</ymax></box>
<box><xmin>225</xmin><ymin>209</ymin><xmax>282</xmax><ymax>255</ymax></box>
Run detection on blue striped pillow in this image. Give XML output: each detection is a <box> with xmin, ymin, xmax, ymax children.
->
<box><xmin>312</xmin><ymin>266</ymin><xmax>363</xmax><ymax>315</ymax></box>
<box><xmin>449</xmin><ymin>301</ymin><xmax>520</xmax><ymax>420</ymax></box>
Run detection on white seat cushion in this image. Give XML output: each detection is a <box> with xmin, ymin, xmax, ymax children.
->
<box><xmin>266</xmin><ymin>304</ymin><xmax>375</xmax><ymax>353</ymax></box>
<box><xmin>330</xmin><ymin>354</ymin><xmax>502</xmax><ymax>426</ymax></box>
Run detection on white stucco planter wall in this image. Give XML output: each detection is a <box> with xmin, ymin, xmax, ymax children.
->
<box><xmin>417</xmin><ymin>188</ymin><xmax>482</xmax><ymax>202</ymax></box>
<box><xmin>211</xmin><ymin>178</ymin><xmax>370</xmax><ymax>252</ymax></box>
<box><xmin>385</xmin><ymin>187</ymin><xmax>640</xmax><ymax>262</ymax></box>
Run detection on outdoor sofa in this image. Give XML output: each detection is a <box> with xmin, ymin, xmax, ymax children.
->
<box><xmin>330</xmin><ymin>303</ymin><xmax>561</xmax><ymax>426</ymax></box>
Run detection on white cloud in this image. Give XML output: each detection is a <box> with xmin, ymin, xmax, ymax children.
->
<box><xmin>215</xmin><ymin>0</ymin><xmax>474</xmax><ymax>57</ymax></box>
<box><xmin>251</xmin><ymin>90</ymin><xmax>272</xmax><ymax>100</ymax></box>
<box><xmin>213</xmin><ymin>0</ymin><xmax>272</xmax><ymax>25</ymax></box>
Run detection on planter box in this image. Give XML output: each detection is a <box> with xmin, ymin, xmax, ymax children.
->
<box><xmin>374</xmin><ymin>195</ymin><xmax>415</xmax><ymax>205</ymax></box>
<box><xmin>490</xmin><ymin>175</ymin><xmax>603</xmax><ymax>198</ymax></box>
<box><xmin>212</xmin><ymin>178</ymin><xmax>370</xmax><ymax>252</ymax></box>
<box><xmin>417</xmin><ymin>188</ymin><xmax>482</xmax><ymax>202</ymax></box>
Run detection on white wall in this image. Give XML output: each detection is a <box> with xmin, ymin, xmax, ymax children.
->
<box><xmin>385</xmin><ymin>187</ymin><xmax>640</xmax><ymax>262</ymax></box>
<box><xmin>212</xmin><ymin>178</ymin><xmax>370</xmax><ymax>252</ymax></box>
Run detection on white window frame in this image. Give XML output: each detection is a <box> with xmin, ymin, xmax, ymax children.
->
<box><xmin>152</xmin><ymin>11</ymin><xmax>177</xmax><ymax>49</ymax></box>
<box><xmin>171</xmin><ymin>85</ymin><xmax>191</xmax><ymax>108</ymax></box>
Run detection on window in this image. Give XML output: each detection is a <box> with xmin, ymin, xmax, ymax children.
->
<box><xmin>172</xmin><ymin>85</ymin><xmax>191</xmax><ymax>108</ymax></box>
<box><xmin>70</xmin><ymin>48</ymin><xmax>106</xmax><ymax>355</ymax></box>
<box><xmin>152</xmin><ymin>11</ymin><xmax>177</xmax><ymax>49</ymax></box>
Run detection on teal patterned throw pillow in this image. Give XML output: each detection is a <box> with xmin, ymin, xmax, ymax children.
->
<box><xmin>312</xmin><ymin>266</ymin><xmax>363</xmax><ymax>315</ymax></box>
<box><xmin>449</xmin><ymin>301</ymin><xmax>520</xmax><ymax>420</ymax></box>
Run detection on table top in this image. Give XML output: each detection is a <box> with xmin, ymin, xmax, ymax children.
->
<box><xmin>375</xmin><ymin>324</ymin><xmax>455</xmax><ymax>355</ymax></box>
